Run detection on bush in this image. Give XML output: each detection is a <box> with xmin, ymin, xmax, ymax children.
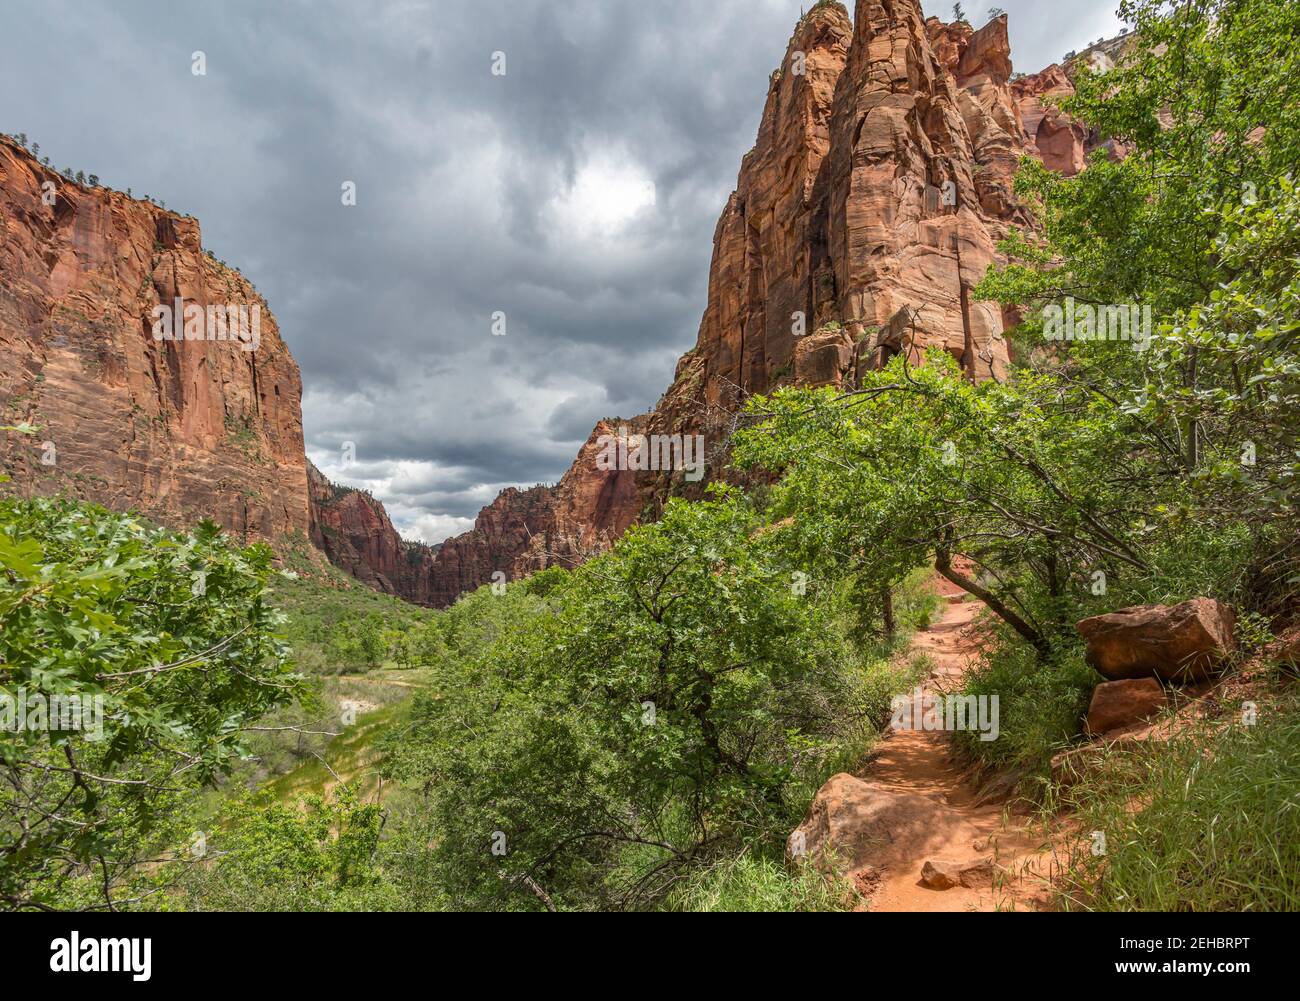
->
<box><xmin>381</xmin><ymin>491</ymin><xmax>900</xmax><ymax>910</ymax></box>
<box><xmin>950</xmin><ymin>633</ymin><xmax>1096</xmax><ymax>777</ymax></box>
<box><xmin>0</xmin><ymin>497</ymin><xmax>300</xmax><ymax>910</ymax></box>
<box><xmin>162</xmin><ymin>788</ymin><xmax>398</xmax><ymax>912</ymax></box>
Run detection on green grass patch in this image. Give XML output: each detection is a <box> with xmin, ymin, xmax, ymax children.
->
<box><xmin>951</xmin><ymin>635</ymin><xmax>1096</xmax><ymax>777</ymax></box>
<box><xmin>664</xmin><ymin>851</ymin><xmax>857</xmax><ymax>912</ymax></box>
<box><xmin>1059</xmin><ymin>691</ymin><xmax>1300</xmax><ymax>911</ymax></box>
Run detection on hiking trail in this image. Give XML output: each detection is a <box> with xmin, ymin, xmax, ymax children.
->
<box><xmin>855</xmin><ymin>576</ymin><xmax>1058</xmax><ymax>911</ymax></box>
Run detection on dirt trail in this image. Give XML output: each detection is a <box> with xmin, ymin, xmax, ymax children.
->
<box><xmin>858</xmin><ymin>578</ymin><xmax>1057</xmax><ymax>911</ymax></box>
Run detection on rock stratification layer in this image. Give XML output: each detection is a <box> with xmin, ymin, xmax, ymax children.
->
<box><xmin>0</xmin><ymin>137</ymin><xmax>308</xmax><ymax>539</ymax></box>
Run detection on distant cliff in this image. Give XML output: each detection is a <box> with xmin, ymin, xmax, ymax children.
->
<box><xmin>0</xmin><ymin>136</ymin><xmax>309</xmax><ymax>538</ymax></box>
<box><xmin>306</xmin><ymin>460</ymin><xmax>440</xmax><ymax>604</ymax></box>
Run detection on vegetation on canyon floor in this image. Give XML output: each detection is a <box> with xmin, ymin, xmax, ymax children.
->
<box><xmin>2</xmin><ymin>0</ymin><xmax>1298</xmax><ymax>911</ymax></box>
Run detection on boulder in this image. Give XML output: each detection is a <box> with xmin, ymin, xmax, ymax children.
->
<box><xmin>1084</xmin><ymin>678</ymin><xmax>1166</xmax><ymax>736</ymax></box>
<box><xmin>920</xmin><ymin>857</ymin><xmax>995</xmax><ymax>890</ymax></box>
<box><xmin>788</xmin><ymin>772</ymin><xmax>954</xmax><ymax>877</ymax></box>
<box><xmin>1076</xmin><ymin>598</ymin><xmax>1236</xmax><ymax>683</ymax></box>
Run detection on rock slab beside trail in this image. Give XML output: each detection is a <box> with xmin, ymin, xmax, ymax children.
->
<box><xmin>789</xmin><ymin>772</ymin><xmax>960</xmax><ymax>878</ymax></box>
<box><xmin>1085</xmin><ymin>677</ymin><xmax>1167</xmax><ymax>736</ymax></box>
<box><xmin>1077</xmin><ymin>598</ymin><xmax>1237</xmax><ymax>683</ymax></box>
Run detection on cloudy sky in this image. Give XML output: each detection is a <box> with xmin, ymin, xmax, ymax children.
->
<box><xmin>1</xmin><ymin>0</ymin><xmax>1121</xmax><ymax>543</ymax></box>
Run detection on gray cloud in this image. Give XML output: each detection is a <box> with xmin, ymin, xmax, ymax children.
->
<box><xmin>1</xmin><ymin>0</ymin><xmax>1118</xmax><ymax>541</ymax></box>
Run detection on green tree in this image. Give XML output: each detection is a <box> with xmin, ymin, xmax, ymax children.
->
<box><xmin>383</xmin><ymin>491</ymin><xmax>864</xmax><ymax>910</ymax></box>
<box><xmin>976</xmin><ymin>0</ymin><xmax>1300</xmax><ymax>593</ymax></box>
<box><xmin>0</xmin><ymin>499</ymin><xmax>302</xmax><ymax>910</ymax></box>
<box><xmin>733</xmin><ymin>351</ymin><xmax>1164</xmax><ymax>653</ymax></box>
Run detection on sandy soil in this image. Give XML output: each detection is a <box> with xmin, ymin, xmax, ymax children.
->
<box><xmin>859</xmin><ymin>579</ymin><xmax>1061</xmax><ymax>911</ymax></box>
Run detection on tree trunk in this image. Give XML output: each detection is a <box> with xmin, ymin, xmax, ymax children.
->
<box><xmin>935</xmin><ymin>547</ymin><xmax>1049</xmax><ymax>657</ymax></box>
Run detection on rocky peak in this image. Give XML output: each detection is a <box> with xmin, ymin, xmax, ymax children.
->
<box><xmin>426</xmin><ymin>417</ymin><xmax>646</xmax><ymax>606</ymax></box>
<box><xmin>411</xmin><ymin>0</ymin><xmax>1104</xmax><ymax>606</ymax></box>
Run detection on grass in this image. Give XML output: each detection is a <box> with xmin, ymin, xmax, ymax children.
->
<box><xmin>194</xmin><ymin>573</ymin><xmax>441</xmax><ymax>807</ymax></box>
<box><xmin>951</xmin><ymin>635</ymin><xmax>1096</xmax><ymax>777</ymax></box>
<box><xmin>263</xmin><ymin>698</ymin><xmax>412</xmax><ymax>804</ymax></box>
<box><xmin>1057</xmin><ymin>689</ymin><xmax>1300</xmax><ymax>911</ymax></box>
<box><xmin>665</xmin><ymin>851</ymin><xmax>857</xmax><ymax>912</ymax></box>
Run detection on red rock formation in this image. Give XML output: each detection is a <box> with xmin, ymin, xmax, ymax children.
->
<box><xmin>1084</xmin><ymin>678</ymin><xmax>1167</xmax><ymax>736</ymax></box>
<box><xmin>920</xmin><ymin>857</ymin><xmax>996</xmax><ymax>890</ymax></box>
<box><xmin>0</xmin><ymin>136</ymin><xmax>308</xmax><ymax>539</ymax></box>
<box><xmin>679</xmin><ymin>4</ymin><xmax>853</xmax><ymax>409</ymax></box>
<box><xmin>1011</xmin><ymin>32</ymin><xmax>1137</xmax><ymax>175</ymax></box>
<box><xmin>1</xmin><ymin>10</ymin><xmax>1139</xmax><ymax>610</ymax></box>
<box><xmin>307</xmin><ymin>460</ymin><xmax>439</xmax><ymax>604</ymax></box>
<box><xmin>928</xmin><ymin>15</ymin><xmax>1028</xmax><ymax>216</ymax></box>
<box><xmin>822</xmin><ymin>1</ymin><xmax>1019</xmax><ymax>382</ymax></box>
<box><xmin>426</xmin><ymin>418</ymin><xmax>646</xmax><ymax>606</ymax></box>
<box><xmin>1012</xmin><ymin>65</ymin><xmax>1089</xmax><ymax>175</ymax></box>
<box><xmin>1077</xmin><ymin>598</ymin><xmax>1238</xmax><ymax>683</ymax></box>
<box><xmin>420</xmin><ymin>1</ymin><xmax>1118</xmax><ymax>607</ymax></box>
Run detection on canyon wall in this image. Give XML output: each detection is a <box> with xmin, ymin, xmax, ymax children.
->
<box><xmin>0</xmin><ymin>137</ymin><xmax>309</xmax><ymax>539</ymax></box>
<box><xmin>306</xmin><ymin>460</ymin><xmax>440</xmax><ymax>604</ymax></box>
<box><xmin>307</xmin><ymin>420</ymin><xmax>647</xmax><ymax>607</ymax></box>
<box><xmin>421</xmin><ymin>0</ymin><xmax>1054</xmax><ymax>605</ymax></box>
<box><xmin>425</xmin><ymin>419</ymin><xmax>647</xmax><ymax>606</ymax></box>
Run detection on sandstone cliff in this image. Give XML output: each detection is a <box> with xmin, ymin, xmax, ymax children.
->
<box><xmin>425</xmin><ymin>418</ymin><xmax>646</xmax><ymax>606</ymax></box>
<box><xmin>307</xmin><ymin>418</ymin><xmax>647</xmax><ymax>607</ymax></box>
<box><xmin>1011</xmin><ymin>31</ymin><xmax>1137</xmax><ymax>175</ymax></box>
<box><xmin>306</xmin><ymin>460</ymin><xmax>440</xmax><ymax>604</ymax></box>
<box><xmin>0</xmin><ymin>4</ymin><xmax>1132</xmax><ymax>610</ymax></box>
<box><xmin>0</xmin><ymin>136</ymin><xmax>309</xmax><ymax>539</ymax></box>
<box><xmin>421</xmin><ymin>1</ymin><xmax>1048</xmax><ymax>606</ymax></box>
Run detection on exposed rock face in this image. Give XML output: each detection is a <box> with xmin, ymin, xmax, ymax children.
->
<box><xmin>820</xmin><ymin>3</ymin><xmax>1019</xmax><ymax>383</ymax></box>
<box><xmin>678</xmin><ymin>4</ymin><xmax>853</xmax><ymax>410</ymax></box>
<box><xmin>1077</xmin><ymin>599</ymin><xmax>1238</xmax><ymax>683</ymax></box>
<box><xmin>1011</xmin><ymin>32</ymin><xmax>1137</xmax><ymax>175</ymax></box>
<box><xmin>1085</xmin><ymin>677</ymin><xmax>1167</xmax><ymax>736</ymax></box>
<box><xmin>414</xmin><ymin>2</ymin><xmax>1122</xmax><ymax>607</ymax></box>
<box><xmin>0</xmin><ymin>137</ymin><xmax>308</xmax><ymax>539</ymax></box>
<box><xmin>307</xmin><ymin>460</ymin><xmax>439</xmax><ymax>604</ymax></box>
<box><xmin>927</xmin><ymin>15</ymin><xmax>1030</xmax><ymax>219</ymax></box>
<box><xmin>1012</xmin><ymin>65</ymin><xmax>1089</xmax><ymax>175</ymax></box>
<box><xmin>665</xmin><ymin>1</ymin><xmax>1025</xmax><ymax>418</ymax></box>
<box><xmin>425</xmin><ymin>419</ymin><xmax>646</xmax><ymax>607</ymax></box>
